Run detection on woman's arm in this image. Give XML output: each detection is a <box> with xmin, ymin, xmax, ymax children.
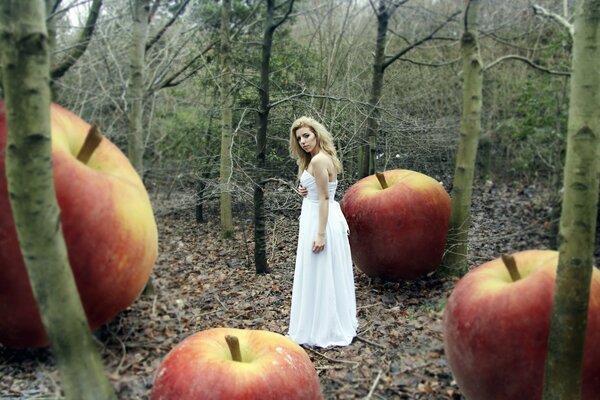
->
<box><xmin>311</xmin><ymin>156</ymin><xmax>330</xmax><ymax>253</ymax></box>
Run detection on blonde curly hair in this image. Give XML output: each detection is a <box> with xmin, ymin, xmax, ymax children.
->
<box><xmin>289</xmin><ymin>116</ymin><xmax>342</xmax><ymax>176</ymax></box>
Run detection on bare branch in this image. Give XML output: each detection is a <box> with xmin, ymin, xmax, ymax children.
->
<box><xmin>51</xmin><ymin>0</ymin><xmax>103</xmax><ymax>81</ymax></box>
<box><xmin>484</xmin><ymin>54</ymin><xmax>571</xmax><ymax>76</ymax></box>
<box><xmin>397</xmin><ymin>56</ymin><xmax>461</xmax><ymax>67</ymax></box>
<box><xmin>383</xmin><ymin>9</ymin><xmax>460</xmax><ymax>70</ymax></box>
<box><xmin>532</xmin><ymin>4</ymin><xmax>573</xmax><ymax>38</ymax></box>
<box><xmin>272</xmin><ymin>0</ymin><xmax>295</xmax><ymax>31</ymax></box>
<box><xmin>146</xmin><ymin>0</ymin><xmax>191</xmax><ymax>53</ymax></box>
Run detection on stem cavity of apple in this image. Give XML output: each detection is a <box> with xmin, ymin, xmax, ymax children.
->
<box><xmin>501</xmin><ymin>253</ymin><xmax>522</xmax><ymax>282</ymax></box>
<box><xmin>76</xmin><ymin>126</ymin><xmax>103</xmax><ymax>164</ymax></box>
<box><xmin>225</xmin><ymin>335</ymin><xmax>243</xmax><ymax>362</ymax></box>
<box><xmin>375</xmin><ymin>171</ymin><xmax>388</xmax><ymax>189</ymax></box>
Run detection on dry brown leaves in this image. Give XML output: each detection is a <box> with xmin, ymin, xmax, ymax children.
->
<box><xmin>1</xmin><ymin>180</ymin><xmax>575</xmax><ymax>399</ymax></box>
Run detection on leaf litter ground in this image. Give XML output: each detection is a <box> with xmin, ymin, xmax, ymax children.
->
<box><xmin>2</xmin><ymin>181</ymin><xmax>598</xmax><ymax>399</ymax></box>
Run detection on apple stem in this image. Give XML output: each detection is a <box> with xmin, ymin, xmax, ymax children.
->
<box><xmin>501</xmin><ymin>253</ymin><xmax>522</xmax><ymax>282</ymax></box>
<box><xmin>76</xmin><ymin>125</ymin><xmax>103</xmax><ymax>164</ymax></box>
<box><xmin>375</xmin><ymin>171</ymin><xmax>388</xmax><ymax>189</ymax></box>
<box><xmin>225</xmin><ymin>335</ymin><xmax>242</xmax><ymax>362</ymax></box>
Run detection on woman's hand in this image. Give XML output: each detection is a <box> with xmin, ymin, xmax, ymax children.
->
<box><xmin>312</xmin><ymin>233</ymin><xmax>325</xmax><ymax>253</ymax></box>
<box><xmin>299</xmin><ymin>184</ymin><xmax>308</xmax><ymax>197</ymax></box>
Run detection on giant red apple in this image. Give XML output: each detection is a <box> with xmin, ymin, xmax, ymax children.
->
<box><xmin>443</xmin><ymin>250</ymin><xmax>600</xmax><ymax>399</ymax></box>
<box><xmin>0</xmin><ymin>102</ymin><xmax>158</xmax><ymax>347</ymax></box>
<box><xmin>151</xmin><ymin>327</ymin><xmax>323</xmax><ymax>400</ymax></box>
<box><xmin>340</xmin><ymin>169</ymin><xmax>450</xmax><ymax>280</ymax></box>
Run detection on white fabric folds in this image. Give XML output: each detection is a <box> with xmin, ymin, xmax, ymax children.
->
<box><xmin>288</xmin><ymin>170</ymin><xmax>358</xmax><ymax>348</ymax></box>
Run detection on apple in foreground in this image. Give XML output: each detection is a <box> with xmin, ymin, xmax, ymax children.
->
<box><xmin>340</xmin><ymin>169</ymin><xmax>450</xmax><ymax>281</ymax></box>
<box><xmin>443</xmin><ymin>250</ymin><xmax>600</xmax><ymax>399</ymax></box>
<box><xmin>151</xmin><ymin>328</ymin><xmax>323</xmax><ymax>400</ymax></box>
<box><xmin>0</xmin><ymin>102</ymin><xmax>158</xmax><ymax>347</ymax></box>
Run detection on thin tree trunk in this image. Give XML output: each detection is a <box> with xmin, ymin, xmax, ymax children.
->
<box><xmin>360</xmin><ymin>0</ymin><xmax>388</xmax><ymax>179</ymax></box>
<box><xmin>128</xmin><ymin>0</ymin><xmax>150</xmax><ymax>176</ymax></box>
<box><xmin>441</xmin><ymin>0</ymin><xmax>482</xmax><ymax>276</ymax></box>
<box><xmin>254</xmin><ymin>1</ymin><xmax>274</xmax><ymax>275</ymax></box>
<box><xmin>0</xmin><ymin>1</ymin><xmax>115</xmax><ymax>398</ymax></box>
<box><xmin>543</xmin><ymin>0</ymin><xmax>600</xmax><ymax>397</ymax></box>
<box><xmin>219</xmin><ymin>0</ymin><xmax>234</xmax><ymax>238</ymax></box>
<box><xmin>254</xmin><ymin>0</ymin><xmax>294</xmax><ymax>274</ymax></box>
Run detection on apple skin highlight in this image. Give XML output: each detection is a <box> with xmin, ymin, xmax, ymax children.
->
<box><xmin>443</xmin><ymin>250</ymin><xmax>600</xmax><ymax>400</ymax></box>
<box><xmin>0</xmin><ymin>102</ymin><xmax>158</xmax><ymax>347</ymax></box>
<box><xmin>341</xmin><ymin>169</ymin><xmax>450</xmax><ymax>281</ymax></box>
<box><xmin>151</xmin><ymin>328</ymin><xmax>323</xmax><ymax>400</ymax></box>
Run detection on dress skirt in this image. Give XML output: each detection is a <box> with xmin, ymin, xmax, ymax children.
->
<box><xmin>288</xmin><ymin>171</ymin><xmax>358</xmax><ymax>347</ymax></box>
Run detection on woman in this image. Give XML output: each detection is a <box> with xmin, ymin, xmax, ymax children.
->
<box><xmin>287</xmin><ymin>116</ymin><xmax>357</xmax><ymax>348</ymax></box>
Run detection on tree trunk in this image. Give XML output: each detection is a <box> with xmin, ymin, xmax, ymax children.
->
<box><xmin>254</xmin><ymin>0</ymin><xmax>294</xmax><ymax>274</ymax></box>
<box><xmin>441</xmin><ymin>0</ymin><xmax>483</xmax><ymax>276</ymax></box>
<box><xmin>543</xmin><ymin>0</ymin><xmax>600</xmax><ymax>397</ymax></box>
<box><xmin>254</xmin><ymin>1</ymin><xmax>275</xmax><ymax>275</ymax></box>
<box><xmin>219</xmin><ymin>0</ymin><xmax>234</xmax><ymax>238</ymax></box>
<box><xmin>128</xmin><ymin>0</ymin><xmax>150</xmax><ymax>176</ymax></box>
<box><xmin>0</xmin><ymin>1</ymin><xmax>115</xmax><ymax>398</ymax></box>
<box><xmin>360</xmin><ymin>0</ymin><xmax>388</xmax><ymax>179</ymax></box>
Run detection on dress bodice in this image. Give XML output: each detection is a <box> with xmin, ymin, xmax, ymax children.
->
<box><xmin>300</xmin><ymin>170</ymin><xmax>338</xmax><ymax>201</ymax></box>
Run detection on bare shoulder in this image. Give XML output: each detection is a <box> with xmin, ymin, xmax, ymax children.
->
<box><xmin>309</xmin><ymin>153</ymin><xmax>335</xmax><ymax>181</ymax></box>
<box><xmin>311</xmin><ymin>153</ymin><xmax>333</xmax><ymax>169</ymax></box>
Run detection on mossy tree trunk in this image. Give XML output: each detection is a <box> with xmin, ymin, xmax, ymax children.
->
<box><xmin>128</xmin><ymin>0</ymin><xmax>150</xmax><ymax>176</ymax></box>
<box><xmin>0</xmin><ymin>1</ymin><xmax>115</xmax><ymax>398</ymax></box>
<box><xmin>441</xmin><ymin>0</ymin><xmax>482</xmax><ymax>276</ymax></box>
<box><xmin>543</xmin><ymin>0</ymin><xmax>600</xmax><ymax>397</ymax></box>
<box><xmin>219</xmin><ymin>0</ymin><xmax>234</xmax><ymax>239</ymax></box>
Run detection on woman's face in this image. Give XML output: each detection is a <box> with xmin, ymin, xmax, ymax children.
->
<box><xmin>295</xmin><ymin>126</ymin><xmax>319</xmax><ymax>155</ymax></box>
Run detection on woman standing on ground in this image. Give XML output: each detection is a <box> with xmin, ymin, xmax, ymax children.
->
<box><xmin>287</xmin><ymin>116</ymin><xmax>357</xmax><ymax>348</ymax></box>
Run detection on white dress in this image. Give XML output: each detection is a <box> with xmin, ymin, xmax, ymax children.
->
<box><xmin>288</xmin><ymin>170</ymin><xmax>358</xmax><ymax>347</ymax></box>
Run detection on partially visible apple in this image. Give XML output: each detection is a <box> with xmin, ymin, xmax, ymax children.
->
<box><xmin>443</xmin><ymin>250</ymin><xmax>600</xmax><ymax>399</ymax></box>
<box><xmin>340</xmin><ymin>169</ymin><xmax>450</xmax><ymax>280</ymax></box>
<box><xmin>0</xmin><ymin>102</ymin><xmax>158</xmax><ymax>347</ymax></box>
<box><xmin>151</xmin><ymin>328</ymin><xmax>323</xmax><ymax>400</ymax></box>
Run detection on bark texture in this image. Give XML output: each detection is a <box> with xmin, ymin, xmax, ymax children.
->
<box><xmin>219</xmin><ymin>0</ymin><xmax>234</xmax><ymax>238</ymax></box>
<box><xmin>0</xmin><ymin>1</ymin><xmax>114</xmax><ymax>398</ymax></box>
<box><xmin>127</xmin><ymin>0</ymin><xmax>150</xmax><ymax>176</ymax></box>
<box><xmin>441</xmin><ymin>0</ymin><xmax>482</xmax><ymax>276</ymax></box>
<box><xmin>543</xmin><ymin>0</ymin><xmax>600</xmax><ymax>397</ymax></box>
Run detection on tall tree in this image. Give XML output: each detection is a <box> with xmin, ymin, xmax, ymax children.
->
<box><xmin>219</xmin><ymin>0</ymin><xmax>234</xmax><ymax>238</ymax></box>
<box><xmin>0</xmin><ymin>1</ymin><xmax>115</xmax><ymax>398</ymax></box>
<box><xmin>359</xmin><ymin>0</ymin><xmax>459</xmax><ymax>178</ymax></box>
<box><xmin>441</xmin><ymin>0</ymin><xmax>482</xmax><ymax>276</ymax></box>
<box><xmin>543</xmin><ymin>0</ymin><xmax>600</xmax><ymax>397</ymax></box>
<box><xmin>254</xmin><ymin>0</ymin><xmax>295</xmax><ymax>274</ymax></box>
<box><xmin>128</xmin><ymin>0</ymin><xmax>152</xmax><ymax>175</ymax></box>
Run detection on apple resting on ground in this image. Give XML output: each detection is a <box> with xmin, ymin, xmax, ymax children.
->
<box><xmin>151</xmin><ymin>327</ymin><xmax>323</xmax><ymax>400</ymax></box>
<box><xmin>340</xmin><ymin>169</ymin><xmax>450</xmax><ymax>281</ymax></box>
<box><xmin>0</xmin><ymin>102</ymin><xmax>158</xmax><ymax>347</ymax></box>
<box><xmin>443</xmin><ymin>250</ymin><xmax>600</xmax><ymax>400</ymax></box>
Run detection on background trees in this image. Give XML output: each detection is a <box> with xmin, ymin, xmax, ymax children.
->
<box><xmin>2</xmin><ymin>0</ymin><xmax>586</xmax><ymax>265</ymax></box>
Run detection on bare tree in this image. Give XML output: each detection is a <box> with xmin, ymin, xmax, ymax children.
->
<box><xmin>358</xmin><ymin>0</ymin><xmax>459</xmax><ymax>178</ymax></box>
<box><xmin>543</xmin><ymin>0</ymin><xmax>600</xmax><ymax>397</ymax></box>
<box><xmin>441</xmin><ymin>0</ymin><xmax>482</xmax><ymax>276</ymax></box>
<box><xmin>219</xmin><ymin>0</ymin><xmax>234</xmax><ymax>238</ymax></box>
<box><xmin>254</xmin><ymin>0</ymin><xmax>295</xmax><ymax>274</ymax></box>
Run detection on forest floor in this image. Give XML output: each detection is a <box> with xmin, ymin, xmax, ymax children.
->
<box><xmin>2</xmin><ymin>179</ymin><xmax>598</xmax><ymax>399</ymax></box>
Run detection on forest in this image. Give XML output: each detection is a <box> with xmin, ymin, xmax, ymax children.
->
<box><xmin>0</xmin><ymin>0</ymin><xmax>599</xmax><ymax>399</ymax></box>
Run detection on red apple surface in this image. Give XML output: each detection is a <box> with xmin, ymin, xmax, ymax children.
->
<box><xmin>340</xmin><ymin>169</ymin><xmax>450</xmax><ymax>280</ymax></box>
<box><xmin>443</xmin><ymin>250</ymin><xmax>600</xmax><ymax>399</ymax></box>
<box><xmin>0</xmin><ymin>101</ymin><xmax>158</xmax><ymax>347</ymax></box>
<box><xmin>151</xmin><ymin>327</ymin><xmax>323</xmax><ymax>400</ymax></box>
